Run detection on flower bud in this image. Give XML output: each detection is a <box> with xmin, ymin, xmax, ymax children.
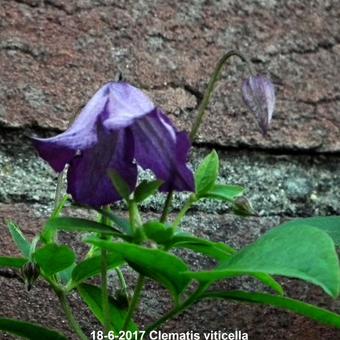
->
<box><xmin>242</xmin><ymin>75</ymin><xmax>275</xmax><ymax>136</ymax></box>
<box><xmin>20</xmin><ymin>262</ymin><xmax>40</xmax><ymax>291</ymax></box>
<box><xmin>232</xmin><ymin>196</ymin><xmax>257</xmax><ymax>217</ymax></box>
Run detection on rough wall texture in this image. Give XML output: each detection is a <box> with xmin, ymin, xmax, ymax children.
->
<box><xmin>0</xmin><ymin>0</ymin><xmax>339</xmax><ymax>339</ymax></box>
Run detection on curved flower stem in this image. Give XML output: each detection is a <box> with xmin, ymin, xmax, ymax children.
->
<box><xmin>190</xmin><ymin>50</ymin><xmax>255</xmax><ymax>140</ymax></box>
<box><xmin>145</xmin><ymin>283</ymin><xmax>208</xmax><ymax>334</ymax></box>
<box><xmin>122</xmin><ymin>274</ymin><xmax>145</xmax><ymax>331</ymax></box>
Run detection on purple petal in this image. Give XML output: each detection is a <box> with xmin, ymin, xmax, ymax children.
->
<box><xmin>67</xmin><ymin>120</ymin><xmax>137</xmax><ymax>207</ymax></box>
<box><xmin>102</xmin><ymin>82</ymin><xmax>155</xmax><ymax>130</ymax></box>
<box><xmin>242</xmin><ymin>75</ymin><xmax>275</xmax><ymax>136</ymax></box>
<box><xmin>131</xmin><ymin>108</ymin><xmax>195</xmax><ymax>192</ymax></box>
<box><xmin>33</xmin><ymin>83</ymin><xmax>112</xmax><ymax>171</ymax></box>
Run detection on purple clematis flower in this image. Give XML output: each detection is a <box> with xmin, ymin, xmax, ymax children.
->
<box><xmin>242</xmin><ymin>75</ymin><xmax>275</xmax><ymax>136</ymax></box>
<box><xmin>33</xmin><ymin>82</ymin><xmax>194</xmax><ymax>207</ymax></box>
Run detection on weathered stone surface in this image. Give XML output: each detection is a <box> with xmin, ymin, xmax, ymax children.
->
<box><xmin>1</xmin><ymin>131</ymin><xmax>340</xmax><ymax>217</ymax></box>
<box><xmin>0</xmin><ymin>0</ymin><xmax>339</xmax><ymax>151</ymax></box>
<box><xmin>1</xmin><ymin>0</ymin><xmax>340</xmax><ymax>339</ymax></box>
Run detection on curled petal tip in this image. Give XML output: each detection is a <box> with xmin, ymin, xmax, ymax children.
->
<box><xmin>242</xmin><ymin>75</ymin><xmax>275</xmax><ymax>136</ymax></box>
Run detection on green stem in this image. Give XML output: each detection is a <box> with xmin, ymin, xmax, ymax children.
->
<box><xmin>115</xmin><ymin>267</ymin><xmax>129</xmax><ymax>301</ymax></box>
<box><xmin>128</xmin><ymin>200</ymin><xmax>142</xmax><ymax>232</ymax></box>
<box><xmin>172</xmin><ymin>194</ymin><xmax>196</xmax><ymax>229</ymax></box>
<box><xmin>55</xmin><ymin>288</ymin><xmax>87</xmax><ymax>340</ymax></box>
<box><xmin>54</xmin><ymin>171</ymin><xmax>64</xmax><ymax>211</ymax></box>
<box><xmin>145</xmin><ymin>283</ymin><xmax>208</xmax><ymax>334</ymax></box>
<box><xmin>122</xmin><ymin>275</ymin><xmax>145</xmax><ymax>331</ymax></box>
<box><xmin>190</xmin><ymin>50</ymin><xmax>255</xmax><ymax>141</ymax></box>
<box><xmin>160</xmin><ymin>191</ymin><xmax>174</xmax><ymax>223</ymax></box>
<box><xmin>101</xmin><ymin>246</ymin><xmax>110</xmax><ymax>334</ymax></box>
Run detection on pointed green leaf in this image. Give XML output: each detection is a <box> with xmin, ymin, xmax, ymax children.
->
<box><xmin>78</xmin><ymin>283</ymin><xmax>137</xmax><ymax>332</ymax></box>
<box><xmin>71</xmin><ymin>254</ymin><xmax>124</xmax><ymax>288</ymax></box>
<box><xmin>34</xmin><ymin>244</ymin><xmax>75</xmax><ymax>276</ymax></box>
<box><xmin>195</xmin><ymin>150</ymin><xmax>219</xmax><ymax>196</ymax></box>
<box><xmin>167</xmin><ymin>232</ymin><xmax>235</xmax><ymax>261</ymax></box>
<box><xmin>86</xmin><ymin>239</ymin><xmax>190</xmax><ymax>298</ymax></box>
<box><xmin>202</xmin><ymin>291</ymin><xmax>340</xmax><ymax>328</ymax></box>
<box><xmin>0</xmin><ymin>256</ymin><xmax>27</xmax><ymax>268</ymax></box>
<box><xmin>0</xmin><ymin>318</ymin><xmax>67</xmax><ymax>339</ymax></box>
<box><xmin>185</xmin><ymin>225</ymin><xmax>340</xmax><ymax>297</ymax></box>
<box><xmin>205</xmin><ymin>184</ymin><xmax>245</xmax><ymax>202</ymax></box>
<box><xmin>42</xmin><ymin>217</ymin><xmax>130</xmax><ymax>242</ymax></box>
<box><xmin>7</xmin><ymin>223</ymin><xmax>31</xmax><ymax>258</ymax></box>
<box><xmin>134</xmin><ymin>180</ymin><xmax>163</xmax><ymax>203</ymax></box>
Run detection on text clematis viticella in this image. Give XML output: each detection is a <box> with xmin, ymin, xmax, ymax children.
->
<box><xmin>33</xmin><ymin>82</ymin><xmax>195</xmax><ymax>207</ymax></box>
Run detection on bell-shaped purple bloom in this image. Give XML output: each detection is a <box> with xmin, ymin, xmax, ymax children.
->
<box><xmin>33</xmin><ymin>82</ymin><xmax>194</xmax><ymax>207</ymax></box>
<box><xmin>242</xmin><ymin>75</ymin><xmax>275</xmax><ymax>136</ymax></box>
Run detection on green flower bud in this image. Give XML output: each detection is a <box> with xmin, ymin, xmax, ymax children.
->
<box><xmin>232</xmin><ymin>197</ymin><xmax>257</xmax><ymax>217</ymax></box>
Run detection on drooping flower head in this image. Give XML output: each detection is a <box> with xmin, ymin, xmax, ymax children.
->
<box><xmin>242</xmin><ymin>75</ymin><xmax>275</xmax><ymax>136</ymax></box>
<box><xmin>33</xmin><ymin>82</ymin><xmax>195</xmax><ymax>207</ymax></box>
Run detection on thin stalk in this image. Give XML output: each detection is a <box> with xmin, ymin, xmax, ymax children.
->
<box><xmin>145</xmin><ymin>283</ymin><xmax>208</xmax><ymax>334</ymax></box>
<box><xmin>54</xmin><ymin>171</ymin><xmax>64</xmax><ymax>211</ymax></box>
<box><xmin>128</xmin><ymin>200</ymin><xmax>142</xmax><ymax>232</ymax></box>
<box><xmin>190</xmin><ymin>50</ymin><xmax>255</xmax><ymax>140</ymax></box>
<box><xmin>122</xmin><ymin>275</ymin><xmax>145</xmax><ymax>331</ymax></box>
<box><xmin>55</xmin><ymin>288</ymin><xmax>87</xmax><ymax>340</ymax></box>
<box><xmin>115</xmin><ymin>267</ymin><xmax>130</xmax><ymax>302</ymax></box>
<box><xmin>101</xmin><ymin>246</ymin><xmax>110</xmax><ymax>334</ymax></box>
<box><xmin>172</xmin><ymin>194</ymin><xmax>196</xmax><ymax>230</ymax></box>
<box><xmin>160</xmin><ymin>191</ymin><xmax>174</xmax><ymax>223</ymax></box>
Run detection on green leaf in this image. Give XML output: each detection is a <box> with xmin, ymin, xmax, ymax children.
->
<box><xmin>250</xmin><ymin>273</ymin><xmax>284</xmax><ymax>295</ymax></box>
<box><xmin>143</xmin><ymin>221</ymin><xmax>174</xmax><ymax>244</ymax></box>
<box><xmin>204</xmin><ymin>184</ymin><xmax>245</xmax><ymax>202</ymax></box>
<box><xmin>97</xmin><ymin>209</ymin><xmax>132</xmax><ymax>235</ymax></box>
<box><xmin>78</xmin><ymin>283</ymin><xmax>137</xmax><ymax>332</ymax></box>
<box><xmin>185</xmin><ymin>224</ymin><xmax>340</xmax><ymax>298</ymax></box>
<box><xmin>34</xmin><ymin>244</ymin><xmax>75</xmax><ymax>276</ymax></box>
<box><xmin>202</xmin><ymin>290</ymin><xmax>340</xmax><ymax>328</ymax></box>
<box><xmin>71</xmin><ymin>254</ymin><xmax>124</xmax><ymax>288</ymax></box>
<box><xmin>0</xmin><ymin>318</ymin><xmax>67</xmax><ymax>339</ymax></box>
<box><xmin>28</xmin><ymin>236</ymin><xmax>39</xmax><ymax>260</ymax></box>
<box><xmin>86</xmin><ymin>239</ymin><xmax>191</xmax><ymax>298</ymax></box>
<box><xmin>59</xmin><ymin>263</ymin><xmax>76</xmax><ymax>285</ymax></box>
<box><xmin>108</xmin><ymin>170</ymin><xmax>130</xmax><ymax>200</ymax></box>
<box><xmin>281</xmin><ymin>216</ymin><xmax>340</xmax><ymax>247</ymax></box>
<box><xmin>195</xmin><ymin>150</ymin><xmax>219</xmax><ymax>196</ymax></box>
<box><xmin>0</xmin><ymin>256</ymin><xmax>27</xmax><ymax>268</ymax></box>
<box><xmin>167</xmin><ymin>232</ymin><xmax>235</xmax><ymax>261</ymax></box>
<box><xmin>134</xmin><ymin>180</ymin><xmax>163</xmax><ymax>203</ymax></box>
<box><xmin>42</xmin><ymin>217</ymin><xmax>130</xmax><ymax>242</ymax></box>
<box><xmin>7</xmin><ymin>222</ymin><xmax>31</xmax><ymax>258</ymax></box>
